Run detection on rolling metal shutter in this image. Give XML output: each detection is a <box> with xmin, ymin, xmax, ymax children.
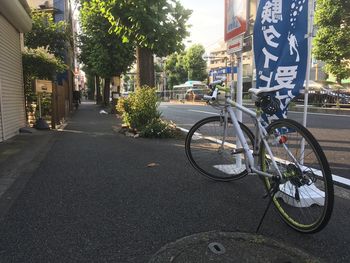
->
<box><xmin>0</xmin><ymin>77</ymin><xmax>4</xmax><ymax>142</ymax></box>
<box><xmin>0</xmin><ymin>15</ymin><xmax>26</xmax><ymax>142</ymax></box>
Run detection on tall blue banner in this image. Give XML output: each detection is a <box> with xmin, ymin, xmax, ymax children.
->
<box><xmin>254</xmin><ymin>0</ymin><xmax>308</xmax><ymax>122</ymax></box>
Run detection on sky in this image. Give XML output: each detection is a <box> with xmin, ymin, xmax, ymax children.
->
<box><xmin>179</xmin><ymin>0</ymin><xmax>225</xmax><ymax>52</ymax></box>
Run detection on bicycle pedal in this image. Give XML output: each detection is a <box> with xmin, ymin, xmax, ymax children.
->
<box><xmin>231</xmin><ymin>148</ymin><xmax>244</xmax><ymax>154</ymax></box>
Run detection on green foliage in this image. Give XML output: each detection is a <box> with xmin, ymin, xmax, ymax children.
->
<box><xmin>117</xmin><ymin>87</ymin><xmax>178</xmax><ymax>138</ymax></box>
<box><xmin>78</xmin><ymin>1</ymin><xmax>135</xmax><ymax>78</ymax></box>
<box><xmin>22</xmin><ymin>47</ymin><xmax>65</xmax><ymax>98</ymax></box>
<box><xmin>39</xmin><ymin>93</ymin><xmax>53</xmax><ymax>117</ymax></box>
<box><xmin>124</xmin><ymin>74</ymin><xmax>136</xmax><ymax>92</ymax></box>
<box><xmin>140</xmin><ymin>118</ymin><xmax>176</xmax><ymax>138</ymax></box>
<box><xmin>313</xmin><ymin>0</ymin><xmax>350</xmax><ymax>83</ymax></box>
<box><xmin>78</xmin><ymin>0</ymin><xmax>135</xmax><ymax>105</ymax></box>
<box><xmin>184</xmin><ymin>44</ymin><xmax>207</xmax><ymax>81</ymax></box>
<box><xmin>117</xmin><ymin>87</ymin><xmax>161</xmax><ymax>130</ymax></box>
<box><xmin>24</xmin><ymin>11</ymin><xmax>70</xmax><ymax>60</ymax></box>
<box><xmin>165</xmin><ymin>44</ymin><xmax>208</xmax><ymax>88</ymax></box>
<box><xmin>22</xmin><ymin>47</ymin><xmax>66</xmax><ymax>80</ymax></box>
<box><xmin>91</xmin><ymin>0</ymin><xmax>191</xmax><ymax>87</ymax></box>
<box><xmin>23</xmin><ymin>11</ymin><xmax>69</xmax><ymax>121</ymax></box>
<box><xmin>165</xmin><ymin>52</ymin><xmax>188</xmax><ymax>88</ymax></box>
<box><xmin>94</xmin><ymin>0</ymin><xmax>192</xmax><ymax>57</ymax></box>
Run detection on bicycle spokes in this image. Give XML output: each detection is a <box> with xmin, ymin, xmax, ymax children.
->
<box><xmin>260</xmin><ymin>119</ymin><xmax>333</xmax><ymax>233</ymax></box>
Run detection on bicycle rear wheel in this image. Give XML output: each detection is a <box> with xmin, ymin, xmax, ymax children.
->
<box><xmin>185</xmin><ymin>116</ymin><xmax>254</xmax><ymax>181</ymax></box>
<box><xmin>260</xmin><ymin>119</ymin><xmax>334</xmax><ymax>233</ymax></box>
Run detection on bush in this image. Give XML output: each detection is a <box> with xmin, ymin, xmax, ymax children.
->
<box><xmin>140</xmin><ymin>119</ymin><xmax>176</xmax><ymax>138</ymax></box>
<box><xmin>117</xmin><ymin>87</ymin><xmax>161</xmax><ymax>130</ymax></box>
<box><xmin>117</xmin><ymin>86</ymin><xmax>178</xmax><ymax>138</ymax></box>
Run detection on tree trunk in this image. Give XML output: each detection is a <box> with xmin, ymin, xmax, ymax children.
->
<box><xmin>103</xmin><ymin>77</ymin><xmax>111</xmax><ymax>106</ymax></box>
<box><xmin>136</xmin><ymin>46</ymin><xmax>155</xmax><ymax>87</ymax></box>
<box><xmin>87</xmin><ymin>75</ymin><xmax>95</xmax><ymax>100</ymax></box>
<box><xmin>96</xmin><ymin>75</ymin><xmax>102</xmax><ymax>104</ymax></box>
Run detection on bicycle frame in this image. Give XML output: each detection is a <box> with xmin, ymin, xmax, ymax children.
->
<box><xmin>218</xmin><ymin>93</ymin><xmax>283</xmax><ymax>180</ymax></box>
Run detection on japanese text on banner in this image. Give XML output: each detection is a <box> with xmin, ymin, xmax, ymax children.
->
<box><xmin>253</xmin><ymin>0</ymin><xmax>308</xmax><ymax>122</ymax></box>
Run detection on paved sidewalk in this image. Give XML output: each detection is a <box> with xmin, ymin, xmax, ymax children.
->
<box><xmin>0</xmin><ymin>102</ymin><xmax>349</xmax><ymax>262</ymax></box>
<box><xmin>0</xmin><ymin>127</ymin><xmax>55</xmax><ymax>219</ymax></box>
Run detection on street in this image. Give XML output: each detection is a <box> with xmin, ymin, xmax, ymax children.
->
<box><xmin>160</xmin><ymin>102</ymin><xmax>350</xmax><ymax>186</ymax></box>
<box><xmin>2</xmin><ymin>0</ymin><xmax>350</xmax><ymax>261</ymax></box>
<box><xmin>0</xmin><ymin>102</ymin><xmax>349</xmax><ymax>262</ymax></box>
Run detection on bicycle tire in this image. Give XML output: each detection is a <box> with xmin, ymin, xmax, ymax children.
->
<box><xmin>260</xmin><ymin>119</ymin><xmax>334</xmax><ymax>233</ymax></box>
<box><xmin>185</xmin><ymin>116</ymin><xmax>254</xmax><ymax>181</ymax></box>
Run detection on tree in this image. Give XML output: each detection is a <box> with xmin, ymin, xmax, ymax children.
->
<box><xmin>164</xmin><ymin>53</ymin><xmax>187</xmax><ymax>89</ymax></box>
<box><xmin>78</xmin><ymin>0</ymin><xmax>135</xmax><ymax>105</ymax></box>
<box><xmin>184</xmin><ymin>44</ymin><xmax>207</xmax><ymax>81</ymax></box>
<box><xmin>94</xmin><ymin>0</ymin><xmax>192</xmax><ymax>87</ymax></box>
<box><xmin>313</xmin><ymin>0</ymin><xmax>350</xmax><ymax>84</ymax></box>
<box><xmin>164</xmin><ymin>45</ymin><xmax>207</xmax><ymax>89</ymax></box>
<box><xmin>24</xmin><ymin>11</ymin><xmax>71</xmax><ymax>60</ymax></box>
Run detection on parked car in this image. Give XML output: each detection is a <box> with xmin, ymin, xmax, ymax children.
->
<box><xmin>185</xmin><ymin>88</ymin><xmax>210</xmax><ymax>101</ymax></box>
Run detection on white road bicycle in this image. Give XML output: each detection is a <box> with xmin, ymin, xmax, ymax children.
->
<box><xmin>185</xmin><ymin>80</ymin><xmax>334</xmax><ymax>233</ymax></box>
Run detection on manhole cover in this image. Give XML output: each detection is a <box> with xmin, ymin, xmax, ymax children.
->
<box><xmin>148</xmin><ymin>231</ymin><xmax>321</xmax><ymax>263</ymax></box>
<box><xmin>208</xmin><ymin>242</ymin><xmax>226</xmax><ymax>255</ymax></box>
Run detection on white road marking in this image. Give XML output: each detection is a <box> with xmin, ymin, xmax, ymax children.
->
<box><xmin>188</xmin><ymin>110</ymin><xmax>218</xmax><ymax>115</ymax></box>
<box><xmin>188</xmin><ymin>109</ymin><xmax>350</xmax><ymax>119</ymax></box>
<box><xmin>289</xmin><ymin>110</ymin><xmax>350</xmax><ymax>118</ymax></box>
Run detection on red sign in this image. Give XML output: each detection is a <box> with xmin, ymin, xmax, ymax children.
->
<box><xmin>224</xmin><ymin>0</ymin><xmax>247</xmax><ymax>42</ymax></box>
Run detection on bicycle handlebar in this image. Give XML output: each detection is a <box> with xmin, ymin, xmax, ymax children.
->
<box><xmin>203</xmin><ymin>87</ymin><xmax>218</xmax><ymax>101</ymax></box>
<box><xmin>203</xmin><ymin>86</ymin><xmax>231</xmax><ymax>102</ymax></box>
<box><xmin>208</xmin><ymin>79</ymin><xmax>224</xmax><ymax>90</ymax></box>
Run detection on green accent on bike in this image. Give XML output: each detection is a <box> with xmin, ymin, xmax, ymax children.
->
<box><xmin>218</xmin><ymin>86</ymin><xmax>231</xmax><ymax>93</ymax></box>
<box><xmin>261</xmin><ymin>148</ymin><xmax>267</xmax><ymax>172</ymax></box>
<box><xmin>263</xmin><ymin>177</ymin><xmax>313</xmax><ymax>229</ymax></box>
<box><xmin>261</xmin><ymin>149</ymin><xmax>314</xmax><ymax>229</ymax></box>
<box><xmin>272</xmin><ymin>194</ymin><xmax>312</xmax><ymax>228</ymax></box>
<box><xmin>283</xmin><ymin>171</ymin><xmax>296</xmax><ymax>178</ymax></box>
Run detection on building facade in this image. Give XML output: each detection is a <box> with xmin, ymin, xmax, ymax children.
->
<box><xmin>208</xmin><ymin>41</ymin><xmax>254</xmax><ymax>92</ymax></box>
<box><xmin>0</xmin><ymin>0</ymin><xmax>32</xmax><ymax>142</ymax></box>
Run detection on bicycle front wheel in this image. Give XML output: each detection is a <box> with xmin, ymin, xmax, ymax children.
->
<box><xmin>185</xmin><ymin>116</ymin><xmax>254</xmax><ymax>181</ymax></box>
<box><xmin>260</xmin><ymin>119</ymin><xmax>334</xmax><ymax>233</ymax></box>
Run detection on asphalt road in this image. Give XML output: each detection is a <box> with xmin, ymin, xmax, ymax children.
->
<box><xmin>159</xmin><ymin>102</ymin><xmax>350</xmax><ymax>130</ymax></box>
<box><xmin>159</xmin><ymin>102</ymin><xmax>350</xmax><ymax>184</ymax></box>
<box><xmin>0</xmin><ymin>102</ymin><xmax>349</xmax><ymax>262</ymax></box>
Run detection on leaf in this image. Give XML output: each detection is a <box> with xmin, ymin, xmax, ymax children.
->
<box><xmin>147</xmin><ymin>162</ymin><xmax>160</xmax><ymax>167</ymax></box>
<box><xmin>122</xmin><ymin>35</ymin><xmax>129</xmax><ymax>43</ymax></box>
